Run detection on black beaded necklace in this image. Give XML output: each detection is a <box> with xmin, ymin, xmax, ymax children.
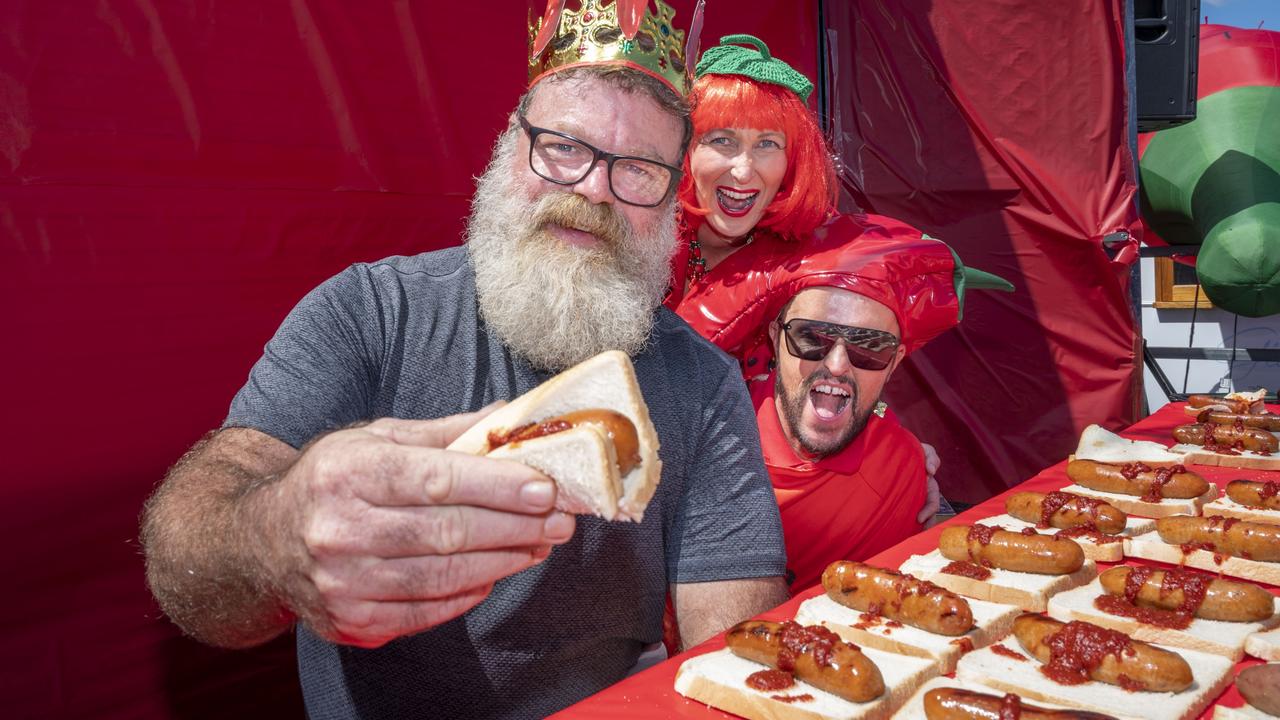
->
<box><xmin>686</xmin><ymin>231</ymin><xmax>753</xmax><ymax>284</ymax></box>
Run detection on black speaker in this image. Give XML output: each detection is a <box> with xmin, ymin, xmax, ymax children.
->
<box><xmin>1134</xmin><ymin>0</ymin><xmax>1200</xmax><ymax>133</ymax></box>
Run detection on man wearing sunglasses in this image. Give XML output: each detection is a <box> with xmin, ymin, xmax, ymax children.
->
<box><xmin>758</xmin><ymin>283</ymin><xmax>926</xmax><ymax>592</ymax></box>
<box><xmin>675</xmin><ymin>215</ymin><xmax>1013</xmax><ymax>594</ymax></box>
<box><xmin>759</xmin><ymin>228</ymin><xmax>1011</xmax><ymax>592</ymax></box>
<box><xmin>141</xmin><ymin>7</ymin><xmax>790</xmax><ymax>719</ymax></box>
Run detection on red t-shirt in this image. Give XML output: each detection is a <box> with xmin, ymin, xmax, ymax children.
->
<box><xmin>752</xmin><ymin>376</ymin><xmax>927</xmax><ymax>593</ymax></box>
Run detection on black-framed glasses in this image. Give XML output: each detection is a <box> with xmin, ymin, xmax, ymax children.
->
<box><xmin>781</xmin><ymin>318</ymin><xmax>900</xmax><ymax>370</ymax></box>
<box><xmin>518</xmin><ymin>114</ymin><xmax>682</xmax><ymax>208</ymax></box>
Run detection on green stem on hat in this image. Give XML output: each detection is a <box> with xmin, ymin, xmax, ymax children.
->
<box><xmin>946</xmin><ymin>245</ymin><xmax>1014</xmax><ymax>320</ymax></box>
<box><xmin>719</xmin><ymin>34</ymin><xmax>771</xmax><ymax>60</ymax></box>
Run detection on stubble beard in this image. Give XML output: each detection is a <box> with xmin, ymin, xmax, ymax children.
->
<box><xmin>777</xmin><ymin>368</ymin><xmax>875</xmax><ymax>459</ymax></box>
<box><xmin>467</xmin><ymin>129</ymin><xmax>679</xmax><ymax>371</ymax></box>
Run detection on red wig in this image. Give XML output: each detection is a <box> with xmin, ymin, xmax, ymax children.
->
<box><xmin>678</xmin><ymin>74</ymin><xmax>838</xmax><ymax>240</ymax></box>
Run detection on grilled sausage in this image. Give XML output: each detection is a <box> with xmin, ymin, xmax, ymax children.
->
<box><xmin>1189</xmin><ymin>394</ymin><xmax>1256</xmax><ymax>414</ymax></box>
<box><xmin>1226</xmin><ymin>480</ymin><xmax>1280</xmax><ymax>510</ymax></box>
<box><xmin>1065</xmin><ymin>460</ymin><xmax>1209</xmax><ymax>500</ymax></box>
<box><xmin>1195</xmin><ymin>410</ymin><xmax>1280</xmax><ymax>432</ymax></box>
<box><xmin>923</xmin><ymin>687</ymin><xmax>1118</xmax><ymax>720</ymax></box>
<box><xmin>939</xmin><ymin>525</ymin><xmax>1084</xmax><ymax>575</ymax></box>
<box><xmin>1237</xmin><ymin>664</ymin><xmax>1280</xmax><ymax>716</ymax></box>
<box><xmin>1098</xmin><ymin>566</ymin><xmax>1274</xmax><ymax>622</ymax></box>
<box><xmin>1005</xmin><ymin>491</ymin><xmax>1126</xmax><ymax>535</ymax></box>
<box><xmin>487</xmin><ymin>408</ymin><xmax>641</xmax><ymax>475</ymax></box>
<box><xmin>822</xmin><ymin>562</ymin><xmax>975</xmax><ymax>636</ymax></box>
<box><xmin>1173</xmin><ymin>423</ymin><xmax>1279</xmax><ymax>454</ymax></box>
<box><xmin>725</xmin><ymin>620</ymin><xmax>885</xmax><ymax>703</ymax></box>
<box><xmin>1012</xmin><ymin>614</ymin><xmax>1192</xmax><ymax>692</ymax></box>
<box><xmin>1155</xmin><ymin>516</ymin><xmax>1280</xmax><ymax>562</ymax></box>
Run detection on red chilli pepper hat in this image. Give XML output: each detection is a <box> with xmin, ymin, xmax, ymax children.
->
<box><xmin>679</xmin><ymin>213</ymin><xmax>1014</xmax><ymax>360</ymax></box>
<box><xmin>528</xmin><ymin>0</ymin><xmax>706</xmax><ymax>95</ymax></box>
<box><xmin>796</xmin><ymin>215</ymin><xmax>1014</xmax><ymax>356</ymax></box>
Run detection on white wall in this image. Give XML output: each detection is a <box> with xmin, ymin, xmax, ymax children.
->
<box><xmin>1140</xmin><ymin>257</ymin><xmax>1280</xmax><ymax>412</ymax></box>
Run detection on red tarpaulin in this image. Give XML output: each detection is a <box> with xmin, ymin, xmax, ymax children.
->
<box><xmin>824</xmin><ymin>0</ymin><xmax>1141</xmax><ymax>504</ymax></box>
<box><xmin>1</xmin><ymin>1</ymin><xmax>1136</xmax><ymax>717</ymax></box>
<box><xmin>0</xmin><ymin>2</ymin><xmax>814</xmax><ymax>717</ymax></box>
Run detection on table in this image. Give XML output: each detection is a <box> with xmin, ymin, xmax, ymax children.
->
<box><xmin>552</xmin><ymin>402</ymin><xmax>1280</xmax><ymax>719</ymax></box>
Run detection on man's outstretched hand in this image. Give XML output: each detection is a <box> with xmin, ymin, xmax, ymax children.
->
<box><xmin>258</xmin><ymin>409</ymin><xmax>577</xmax><ymax>648</ymax></box>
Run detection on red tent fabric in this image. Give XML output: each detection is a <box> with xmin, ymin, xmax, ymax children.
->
<box><xmin>822</xmin><ymin>0</ymin><xmax>1141</xmax><ymax>503</ymax></box>
<box><xmin>0</xmin><ymin>1</ymin><xmax>814</xmax><ymax>717</ymax></box>
<box><xmin>3</xmin><ymin>0</ymin><xmax>1138</xmax><ymax>715</ymax></box>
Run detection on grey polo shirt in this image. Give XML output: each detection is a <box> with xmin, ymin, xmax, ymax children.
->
<box><xmin>225</xmin><ymin>247</ymin><xmax>785</xmax><ymax>719</ymax></box>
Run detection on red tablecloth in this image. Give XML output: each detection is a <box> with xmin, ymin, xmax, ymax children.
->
<box><xmin>552</xmin><ymin>402</ymin><xmax>1280</xmax><ymax>719</ymax></box>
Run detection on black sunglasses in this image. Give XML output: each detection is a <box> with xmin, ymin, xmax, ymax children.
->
<box><xmin>518</xmin><ymin>114</ymin><xmax>683</xmax><ymax>208</ymax></box>
<box><xmin>781</xmin><ymin>318</ymin><xmax>900</xmax><ymax>370</ymax></box>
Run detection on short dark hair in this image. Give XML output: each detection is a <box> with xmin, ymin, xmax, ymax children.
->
<box><xmin>516</xmin><ymin>65</ymin><xmax>693</xmax><ymax>164</ymax></box>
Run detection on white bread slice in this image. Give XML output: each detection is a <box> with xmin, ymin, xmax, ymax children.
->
<box><xmin>1169</xmin><ymin>442</ymin><xmax>1280</xmax><ymax>472</ymax></box>
<box><xmin>1214</xmin><ymin>703</ymin><xmax>1280</xmax><ymax>720</ymax></box>
<box><xmin>888</xmin><ymin>676</ymin><xmax>1134</xmax><ymax>720</ymax></box>
<box><xmin>1247</xmin><ymin>627</ymin><xmax>1280</xmax><ymax>661</ymax></box>
<box><xmin>1075</xmin><ymin>424</ymin><xmax>1190</xmax><ymax>466</ymax></box>
<box><xmin>447</xmin><ymin>350</ymin><xmax>661</xmax><ymax>522</ymax></box>
<box><xmin>1064</xmin><ymin>483</ymin><xmax>1219</xmax><ymax>518</ymax></box>
<box><xmin>954</xmin><ymin>636</ymin><xmax>1235</xmax><ymax>720</ymax></box>
<box><xmin>794</xmin><ymin>593</ymin><xmax>1020</xmax><ymax>674</ymax></box>
<box><xmin>1046</xmin><ymin>578</ymin><xmax>1280</xmax><ymax>660</ymax></box>
<box><xmin>486</xmin><ymin>426</ymin><xmax>621</xmax><ymax>519</ymax></box>
<box><xmin>977</xmin><ymin>512</ymin><xmax>1154</xmax><ymax>562</ymax></box>
<box><xmin>897</xmin><ymin>551</ymin><xmax>1096</xmax><ymax>613</ymax></box>
<box><xmin>674</xmin><ymin>646</ymin><xmax>938</xmax><ymax>720</ymax></box>
<box><xmin>1123</xmin><ymin>530</ymin><xmax>1280</xmax><ymax>586</ymax></box>
<box><xmin>1204</xmin><ymin>497</ymin><xmax>1280</xmax><ymax>526</ymax></box>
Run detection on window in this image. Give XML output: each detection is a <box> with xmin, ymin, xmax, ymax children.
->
<box><xmin>1153</xmin><ymin>257</ymin><xmax>1214</xmax><ymax>309</ymax></box>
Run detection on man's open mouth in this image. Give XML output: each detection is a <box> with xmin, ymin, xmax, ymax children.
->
<box><xmin>716</xmin><ymin>186</ymin><xmax>760</xmax><ymax>217</ymax></box>
<box><xmin>808</xmin><ymin>383</ymin><xmax>852</xmax><ymax>420</ymax></box>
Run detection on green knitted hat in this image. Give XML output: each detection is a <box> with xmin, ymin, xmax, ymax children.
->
<box><xmin>694</xmin><ymin>34</ymin><xmax>814</xmax><ymax>101</ymax></box>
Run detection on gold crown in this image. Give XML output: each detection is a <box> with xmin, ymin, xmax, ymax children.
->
<box><xmin>529</xmin><ymin>0</ymin><xmax>700</xmax><ymax>95</ymax></box>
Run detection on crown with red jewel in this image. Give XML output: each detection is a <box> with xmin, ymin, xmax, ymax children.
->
<box><xmin>529</xmin><ymin>0</ymin><xmax>705</xmax><ymax>95</ymax></box>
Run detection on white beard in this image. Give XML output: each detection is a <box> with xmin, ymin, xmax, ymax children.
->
<box><xmin>466</xmin><ymin>129</ymin><xmax>679</xmax><ymax>371</ymax></box>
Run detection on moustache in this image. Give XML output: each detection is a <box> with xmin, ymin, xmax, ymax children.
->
<box><xmin>531</xmin><ymin>193</ymin><xmax>630</xmax><ymax>249</ymax></box>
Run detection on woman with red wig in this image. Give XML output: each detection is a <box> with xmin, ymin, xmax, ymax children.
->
<box><xmin>657</xmin><ymin>37</ymin><xmax>946</xmax><ymax>659</ymax></box>
<box><xmin>665</xmin><ymin>34</ymin><xmax>838</xmax><ymax>307</ymax></box>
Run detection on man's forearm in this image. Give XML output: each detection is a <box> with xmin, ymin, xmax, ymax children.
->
<box><xmin>673</xmin><ymin>576</ymin><xmax>790</xmax><ymax>651</ymax></box>
<box><xmin>141</xmin><ymin>428</ymin><xmax>300</xmax><ymax>648</ymax></box>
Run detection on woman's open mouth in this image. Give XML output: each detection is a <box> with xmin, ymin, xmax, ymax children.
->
<box><xmin>716</xmin><ymin>186</ymin><xmax>760</xmax><ymax>218</ymax></box>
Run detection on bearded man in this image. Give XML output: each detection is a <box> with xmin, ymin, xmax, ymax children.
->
<box><xmin>757</xmin><ymin>281</ymin><xmax>928</xmax><ymax>592</ymax></box>
<box><xmin>140</xmin><ymin>60</ymin><xmax>789</xmax><ymax>720</ymax></box>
